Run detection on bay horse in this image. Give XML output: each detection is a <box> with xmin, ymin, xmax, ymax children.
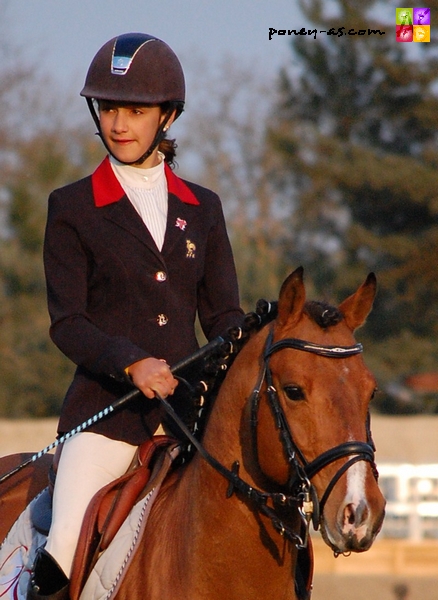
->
<box><xmin>115</xmin><ymin>267</ymin><xmax>385</xmax><ymax>599</ymax></box>
<box><xmin>1</xmin><ymin>267</ymin><xmax>385</xmax><ymax>599</ymax></box>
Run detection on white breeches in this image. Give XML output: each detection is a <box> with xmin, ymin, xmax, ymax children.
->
<box><xmin>45</xmin><ymin>432</ymin><xmax>137</xmax><ymax>577</ymax></box>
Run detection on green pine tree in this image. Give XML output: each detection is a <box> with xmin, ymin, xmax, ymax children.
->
<box><xmin>270</xmin><ymin>0</ymin><xmax>438</xmax><ymax>412</ymax></box>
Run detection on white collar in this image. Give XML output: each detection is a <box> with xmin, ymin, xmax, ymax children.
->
<box><xmin>109</xmin><ymin>152</ymin><xmax>165</xmax><ymax>190</ymax></box>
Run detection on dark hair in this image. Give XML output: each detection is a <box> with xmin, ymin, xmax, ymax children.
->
<box><xmin>158</xmin><ymin>101</ymin><xmax>183</xmax><ymax>168</ymax></box>
<box><xmin>158</xmin><ymin>135</ymin><xmax>178</xmax><ymax>168</ymax></box>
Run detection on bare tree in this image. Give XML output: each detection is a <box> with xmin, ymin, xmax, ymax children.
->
<box><xmin>178</xmin><ymin>56</ymin><xmax>294</xmax><ymax>308</ymax></box>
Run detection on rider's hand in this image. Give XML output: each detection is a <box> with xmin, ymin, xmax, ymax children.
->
<box><xmin>125</xmin><ymin>357</ymin><xmax>178</xmax><ymax>399</ymax></box>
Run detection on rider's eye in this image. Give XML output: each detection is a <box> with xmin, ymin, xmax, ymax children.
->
<box><xmin>283</xmin><ymin>385</ymin><xmax>305</xmax><ymax>402</ymax></box>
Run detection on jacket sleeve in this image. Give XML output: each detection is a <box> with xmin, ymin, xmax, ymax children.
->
<box><xmin>196</xmin><ymin>197</ymin><xmax>244</xmax><ymax>340</ymax></box>
<box><xmin>43</xmin><ymin>190</ymin><xmax>150</xmax><ymax>381</ymax></box>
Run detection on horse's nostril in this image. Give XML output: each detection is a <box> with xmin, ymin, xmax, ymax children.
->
<box><xmin>343</xmin><ymin>501</ymin><xmax>369</xmax><ymax>528</ymax></box>
<box><xmin>343</xmin><ymin>503</ymin><xmax>356</xmax><ymax>526</ymax></box>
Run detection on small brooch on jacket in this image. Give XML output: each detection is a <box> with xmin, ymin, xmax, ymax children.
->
<box><xmin>186</xmin><ymin>239</ymin><xmax>196</xmax><ymax>259</ymax></box>
<box><xmin>175</xmin><ymin>217</ymin><xmax>187</xmax><ymax>231</ymax></box>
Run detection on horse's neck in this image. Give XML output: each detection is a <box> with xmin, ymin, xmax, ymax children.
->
<box><xmin>162</xmin><ymin>332</ymin><xmax>299</xmax><ymax>596</ymax></box>
<box><xmin>125</xmin><ymin>330</ymin><xmax>300</xmax><ymax>599</ymax></box>
<box><xmin>201</xmin><ymin>329</ymin><xmax>266</xmax><ymax>459</ymax></box>
<box><xmin>153</xmin><ymin>450</ymin><xmax>299</xmax><ymax>599</ymax></box>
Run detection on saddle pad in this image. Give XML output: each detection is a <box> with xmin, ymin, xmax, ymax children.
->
<box><xmin>80</xmin><ymin>444</ymin><xmax>181</xmax><ymax>600</ymax></box>
<box><xmin>0</xmin><ymin>492</ymin><xmax>47</xmax><ymax>600</ymax></box>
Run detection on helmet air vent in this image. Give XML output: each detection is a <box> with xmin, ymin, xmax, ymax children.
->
<box><xmin>111</xmin><ymin>33</ymin><xmax>155</xmax><ymax>76</ymax></box>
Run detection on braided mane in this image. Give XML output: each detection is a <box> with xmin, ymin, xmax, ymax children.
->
<box><xmin>173</xmin><ymin>298</ymin><xmax>344</xmax><ymax>460</ymax></box>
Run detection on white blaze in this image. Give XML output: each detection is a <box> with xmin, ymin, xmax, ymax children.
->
<box><xmin>346</xmin><ymin>459</ymin><xmax>367</xmax><ymax>503</ymax></box>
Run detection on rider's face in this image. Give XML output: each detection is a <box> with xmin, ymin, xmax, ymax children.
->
<box><xmin>98</xmin><ymin>101</ymin><xmax>173</xmax><ymax>168</ymax></box>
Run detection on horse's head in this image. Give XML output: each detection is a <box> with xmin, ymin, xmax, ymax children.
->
<box><xmin>253</xmin><ymin>267</ymin><xmax>385</xmax><ymax>554</ymax></box>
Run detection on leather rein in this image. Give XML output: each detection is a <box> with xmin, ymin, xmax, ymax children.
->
<box><xmin>157</xmin><ymin>330</ymin><xmax>378</xmax><ymax>549</ymax></box>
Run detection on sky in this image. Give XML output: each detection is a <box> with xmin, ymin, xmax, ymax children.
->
<box><xmin>5</xmin><ymin>1</ymin><xmax>401</xmax><ymax>126</ymax></box>
<box><xmin>6</xmin><ymin>0</ymin><xmax>301</xmax><ymax>100</ymax></box>
<box><xmin>4</xmin><ymin>0</ymin><xmax>400</xmax><ymax>150</ymax></box>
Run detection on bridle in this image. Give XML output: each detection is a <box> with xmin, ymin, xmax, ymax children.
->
<box><xmin>157</xmin><ymin>328</ymin><xmax>378</xmax><ymax>549</ymax></box>
<box><xmin>251</xmin><ymin>330</ymin><xmax>378</xmax><ymax>542</ymax></box>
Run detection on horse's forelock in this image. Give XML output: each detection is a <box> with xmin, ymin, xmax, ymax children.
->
<box><xmin>304</xmin><ymin>300</ymin><xmax>344</xmax><ymax>329</ymax></box>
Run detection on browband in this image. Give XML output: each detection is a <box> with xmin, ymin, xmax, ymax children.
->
<box><xmin>265</xmin><ymin>338</ymin><xmax>363</xmax><ymax>359</ymax></box>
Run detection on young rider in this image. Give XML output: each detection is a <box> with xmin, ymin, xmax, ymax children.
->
<box><xmin>28</xmin><ymin>32</ymin><xmax>243</xmax><ymax>599</ymax></box>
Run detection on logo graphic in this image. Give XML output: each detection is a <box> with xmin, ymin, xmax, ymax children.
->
<box><xmin>396</xmin><ymin>8</ymin><xmax>430</xmax><ymax>41</ymax></box>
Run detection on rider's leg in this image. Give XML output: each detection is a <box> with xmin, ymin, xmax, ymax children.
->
<box><xmin>27</xmin><ymin>432</ymin><xmax>137</xmax><ymax>598</ymax></box>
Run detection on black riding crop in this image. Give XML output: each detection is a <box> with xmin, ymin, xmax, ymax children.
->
<box><xmin>0</xmin><ymin>335</ymin><xmax>227</xmax><ymax>485</ymax></box>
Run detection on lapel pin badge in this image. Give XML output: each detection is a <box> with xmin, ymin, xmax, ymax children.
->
<box><xmin>175</xmin><ymin>217</ymin><xmax>187</xmax><ymax>231</ymax></box>
<box><xmin>186</xmin><ymin>239</ymin><xmax>196</xmax><ymax>259</ymax></box>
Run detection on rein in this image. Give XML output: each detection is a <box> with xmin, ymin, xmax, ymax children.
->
<box><xmin>156</xmin><ymin>392</ymin><xmax>307</xmax><ymax>546</ymax></box>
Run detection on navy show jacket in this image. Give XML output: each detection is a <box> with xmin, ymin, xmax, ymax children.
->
<box><xmin>44</xmin><ymin>157</ymin><xmax>243</xmax><ymax>444</ymax></box>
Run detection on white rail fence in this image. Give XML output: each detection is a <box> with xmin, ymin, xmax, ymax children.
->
<box><xmin>378</xmin><ymin>463</ymin><xmax>438</xmax><ymax>541</ymax></box>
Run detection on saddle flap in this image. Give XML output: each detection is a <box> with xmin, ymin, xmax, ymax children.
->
<box><xmin>97</xmin><ymin>465</ymin><xmax>150</xmax><ymax>547</ymax></box>
<box><xmin>97</xmin><ymin>435</ymin><xmax>175</xmax><ymax>548</ymax></box>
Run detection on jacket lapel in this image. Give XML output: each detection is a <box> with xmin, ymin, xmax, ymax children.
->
<box><xmin>104</xmin><ymin>196</ymin><xmax>163</xmax><ymax>256</ymax></box>
<box><xmin>163</xmin><ymin>193</ymin><xmax>198</xmax><ymax>257</ymax></box>
<box><xmin>91</xmin><ymin>157</ymin><xmax>200</xmax><ymax>260</ymax></box>
<box><xmin>162</xmin><ymin>162</ymin><xmax>200</xmax><ymax>255</ymax></box>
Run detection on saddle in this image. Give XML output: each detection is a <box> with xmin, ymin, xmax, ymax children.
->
<box><xmin>31</xmin><ymin>435</ymin><xmax>179</xmax><ymax>600</ymax></box>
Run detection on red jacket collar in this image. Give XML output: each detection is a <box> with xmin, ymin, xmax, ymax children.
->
<box><xmin>91</xmin><ymin>156</ymin><xmax>200</xmax><ymax>207</ymax></box>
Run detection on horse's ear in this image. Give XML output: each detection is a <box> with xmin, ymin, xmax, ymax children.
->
<box><xmin>277</xmin><ymin>266</ymin><xmax>306</xmax><ymax>327</ymax></box>
<box><xmin>338</xmin><ymin>273</ymin><xmax>377</xmax><ymax>331</ymax></box>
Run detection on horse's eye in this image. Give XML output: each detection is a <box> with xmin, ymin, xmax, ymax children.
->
<box><xmin>283</xmin><ymin>385</ymin><xmax>305</xmax><ymax>402</ymax></box>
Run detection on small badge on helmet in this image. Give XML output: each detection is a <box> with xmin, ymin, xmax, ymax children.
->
<box><xmin>112</xmin><ymin>56</ymin><xmax>132</xmax><ymax>75</ymax></box>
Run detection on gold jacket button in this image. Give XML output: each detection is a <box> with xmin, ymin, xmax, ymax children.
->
<box><xmin>155</xmin><ymin>271</ymin><xmax>167</xmax><ymax>282</ymax></box>
<box><xmin>157</xmin><ymin>314</ymin><xmax>168</xmax><ymax>326</ymax></box>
